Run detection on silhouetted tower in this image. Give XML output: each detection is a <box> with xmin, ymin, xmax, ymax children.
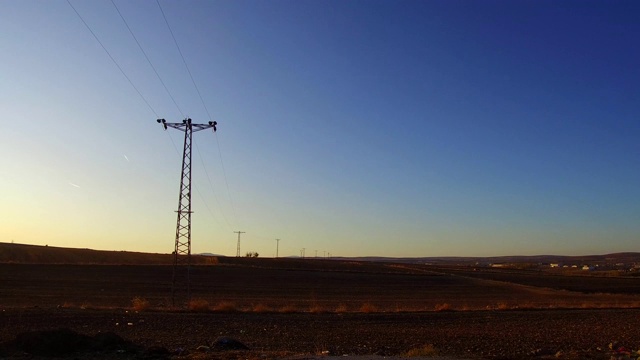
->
<box><xmin>156</xmin><ymin>118</ymin><xmax>217</xmax><ymax>306</ymax></box>
<box><xmin>275</xmin><ymin>238</ymin><xmax>280</xmax><ymax>258</ymax></box>
<box><xmin>234</xmin><ymin>231</ymin><xmax>245</xmax><ymax>257</ymax></box>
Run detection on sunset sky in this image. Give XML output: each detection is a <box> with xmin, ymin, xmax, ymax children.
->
<box><xmin>1</xmin><ymin>0</ymin><xmax>638</xmax><ymax>258</ymax></box>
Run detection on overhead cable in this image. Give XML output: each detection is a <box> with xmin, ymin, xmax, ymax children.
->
<box><xmin>156</xmin><ymin>0</ymin><xmax>213</xmax><ymax>122</ymax></box>
<box><xmin>156</xmin><ymin>0</ymin><xmax>241</xmax><ymax>229</ymax></box>
<box><xmin>110</xmin><ymin>0</ymin><xmax>185</xmax><ymax>117</ymax></box>
<box><xmin>67</xmin><ymin>0</ymin><xmax>159</xmax><ymax>118</ymax></box>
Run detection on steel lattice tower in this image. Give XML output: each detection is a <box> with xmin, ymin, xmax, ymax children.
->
<box><xmin>157</xmin><ymin>118</ymin><xmax>217</xmax><ymax>306</ymax></box>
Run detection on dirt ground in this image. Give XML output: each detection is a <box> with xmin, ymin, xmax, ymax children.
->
<box><xmin>2</xmin><ymin>259</ymin><xmax>640</xmax><ymax>359</ymax></box>
<box><xmin>2</xmin><ymin>308</ymin><xmax>640</xmax><ymax>359</ymax></box>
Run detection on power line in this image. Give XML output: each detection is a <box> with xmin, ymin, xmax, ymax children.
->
<box><xmin>110</xmin><ymin>0</ymin><xmax>230</xmax><ymax>234</ymax></box>
<box><xmin>194</xmin><ymin>139</ymin><xmax>233</xmax><ymax>230</ymax></box>
<box><xmin>156</xmin><ymin>0</ymin><xmax>212</xmax><ymax>121</ymax></box>
<box><xmin>67</xmin><ymin>0</ymin><xmax>159</xmax><ymax>118</ymax></box>
<box><xmin>156</xmin><ymin>0</ymin><xmax>241</xmax><ymax>230</ymax></box>
<box><xmin>70</xmin><ymin>0</ymin><xmax>228</xmax><ymax>273</ymax></box>
<box><xmin>213</xmin><ymin>132</ymin><xmax>240</xmax><ymax>227</ymax></box>
<box><xmin>110</xmin><ymin>0</ymin><xmax>184</xmax><ymax>117</ymax></box>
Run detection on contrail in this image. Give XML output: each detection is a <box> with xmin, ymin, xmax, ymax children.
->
<box><xmin>69</xmin><ymin>182</ymin><xmax>81</xmax><ymax>188</ymax></box>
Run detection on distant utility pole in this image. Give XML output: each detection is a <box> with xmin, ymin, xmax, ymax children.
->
<box><xmin>301</xmin><ymin>248</ymin><xmax>306</xmax><ymax>258</ymax></box>
<box><xmin>234</xmin><ymin>231</ymin><xmax>245</xmax><ymax>257</ymax></box>
<box><xmin>275</xmin><ymin>239</ymin><xmax>280</xmax><ymax>258</ymax></box>
<box><xmin>156</xmin><ymin>118</ymin><xmax>217</xmax><ymax>306</ymax></box>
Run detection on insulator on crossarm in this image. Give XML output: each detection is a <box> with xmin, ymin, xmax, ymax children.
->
<box><xmin>157</xmin><ymin>119</ymin><xmax>168</xmax><ymax>130</ymax></box>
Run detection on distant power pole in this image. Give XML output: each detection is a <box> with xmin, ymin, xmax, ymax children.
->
<box><xmin>156</xmin><ymin>117</ymin><xmax>217</xmax><ymax>306</ymax></box>
<box><xmin>234</xmin><ymin>231</ymin><xmax>245</xmax><ymax>257</ymax></box>
<box><xmin>301</xmin><ymin>248</ymin><xmax>306</xmax><ymax>258</ymax></box>
<box><xmin>275</xmin><ymin>239</ymin><xmax>280</xmax><ymax>258</ymax></box>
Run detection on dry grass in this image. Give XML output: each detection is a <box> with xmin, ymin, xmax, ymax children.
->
<box><xmin>335</xmin><ymin>303</ymin><xmax>348</xmax><ymax>313</ymax></box>
<box><xmin>188</xmin><ymin>298</ymin><xmax>210</xmax><ymax>312</ymax></box>
<box><xmin>278</xmin><ymin>305</ymin><xmax>298</xmax><ymax>313</ymax></box>
<box><xmin>131</xmin><ymin>297</ymin><xmax>150</xmax><ymax>311</ymax></box>
<box><xmin>212</xmin><ymin>300</ymin><xmax>239</xmax><ymax>312</ymax></box>
<box><xmin>60</xmin><ymin>302</ymin><xmax>75</xmax><ymax>309</ymax></box>
<box><xmin>404</xmin><ymin>344</ymin><xmax>438</xmax><ymax>357</ymax></box>
<box><xmin>252</xmin><ymin>303</ymin><xmax>272</xmax><ymax>313</ymax></box>
<box><xmin>309</xmin><ymin>305</ymin><xmax>328</xmax><ymax>313</ymax></box>
<box><xmin>56</xmin><ymin>298</ymin><xmax>640</xmax><ymax>314</ymax></box>
<box><xmin>359</xmin><ymin>303</ymin><xmax>378</xmax><ymax>313</ymax></box>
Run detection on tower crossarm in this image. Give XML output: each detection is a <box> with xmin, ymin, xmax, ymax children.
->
<box><xmin>157</xmin><ymin>118</ymin><xmax>217</xmax><ymax>133</ymax></box>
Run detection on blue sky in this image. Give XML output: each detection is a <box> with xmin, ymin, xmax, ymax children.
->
<box><xmin>1</xmin><ymin>0</ymin><xmax>638</xmax><ymax>257</ymax></box>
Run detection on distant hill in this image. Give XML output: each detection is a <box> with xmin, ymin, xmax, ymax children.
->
<box><xmin>338</xmin><ymin>253</ymin><xmax>640</xmax><ymax>266</ymax></box>
<box><xmin>0</xmin><ymin>242</ymin><xmax>213</xmax><ymax>265</ymax></box>
<box><xmin>1</xmin><ymin>242</ymin><xmax>638</xmax><ymax>267</ymax></box>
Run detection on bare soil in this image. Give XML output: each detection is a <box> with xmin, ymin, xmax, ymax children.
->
<box><xmin>2</xmin><ymin>258</ymin><xmax>640</xmax><ymax>359</ymax></box>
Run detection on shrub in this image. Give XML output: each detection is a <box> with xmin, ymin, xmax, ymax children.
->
<box><xmin>359</xmin><ymin>303</ymin><xmax>378</xmax><ymax>313</ymax></box>
<box><xmin>188</xmin><ymin>298</ymin><xmax>210</xmax><ymax>312</ymax></box>
<box><xmin>252</xmin><ymin>303</ymin><xmax>271</xmax><ymax>313</ymax></box>
<box><xmin>309</xmin><ymin>305</ymin><xmax>327</xmax><ymax>313</ymax></box>
<box><xmin>335</xmin><ymin>303</ymin><xmax>348</xmax><ymax>313</ymax></box>
<box><xmin>213</xmin><ymin>301</ymin><xmax>239</xmax><ymax>312</ymax></box>
<box><xmin>131</xmin><ymin>297</ymin><xmax>150</xmax><ymax>311</ymax></box>
<box><xmin>278</xmin><ymin>305</ymin><xmax>297</xmax><ymax>313</ymax></box>
<box><xmin>404</xmin><ymin>344</ymin><xmax>437</xmax><ymax>357</ymax></box>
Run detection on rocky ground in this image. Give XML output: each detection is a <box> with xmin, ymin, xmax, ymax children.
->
<box><xmin>2</xmin><ymin>307</ymin><xmax>640</xmax><ymax>359</ymax></box>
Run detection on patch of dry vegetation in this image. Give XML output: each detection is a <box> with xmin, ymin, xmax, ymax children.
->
<box><xmin>335</xmin><ymin>303</ymin><xmax>348</xmax><ymax>313</ymax></box>
<box><xmin>309</xmin><ymin>305</ymin><xmax>328</xmax><ymax>313</ymax></box>
<box><xmin>434</xmin><ymin>303</ymin><xmax>451</xmax><ymax>311</ymax></box>
<box><xmin>131</xmin><ymin>297</ymin><xmax>150</xmax><ymax>311</ymax></box>
<box><xmin>251</xmin><ymin>303</ymin><xmax>271</xmax><ymax>313</ymax></box>
<box><xmin>359</xmin><ymin>303</ymin><xmax>378</xmax><ymax>313</ymax></box>
<box><xmin>278</xmin><ymin>305</ymin><xmax>297</xmax><ymax>313</ymax></box>
<box><xmin>212</xmin><ymin>300</ymin><xmax>239</xmax><ymax>312</ymax></box>
<box><xmin>404</xmin><ymin>344</ymin><xmax>438</xmax><ymax>357</ymax></box>
<box><xmin>188</xmin><ymin>298</ymin><xmax>210</xmax><ymax>312</ymax></box>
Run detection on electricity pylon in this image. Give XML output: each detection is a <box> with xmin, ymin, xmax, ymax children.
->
<box><xmin>157</xmin><ymin>117</ymin><xmax>217</xmax><ymax>306</ymax></box>
<box><xmin>234</xmin><ymin>231</ymin><xmax>245</xmax><ymax>257</ymax></box>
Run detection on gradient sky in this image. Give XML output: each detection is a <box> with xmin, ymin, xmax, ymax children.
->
<box><xmin>1</xmin><ymin>0</ymin><xmax>638</xmax><ymax>257</ymax></box>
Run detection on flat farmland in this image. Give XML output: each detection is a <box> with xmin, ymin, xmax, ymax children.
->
<box><xmin>2</xmin><ymin>259</ymin><xmax>639</xmax><ymax>311</ymax></box>
<box><xmin>2</xmin><ymin>257</ymin><xmax>640</xmax><ymax>359</ymax></box>
<box><xmin>431</xmin><ymin>266</ymin><xmax>640</xmax><ymax>294</ymax></box>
